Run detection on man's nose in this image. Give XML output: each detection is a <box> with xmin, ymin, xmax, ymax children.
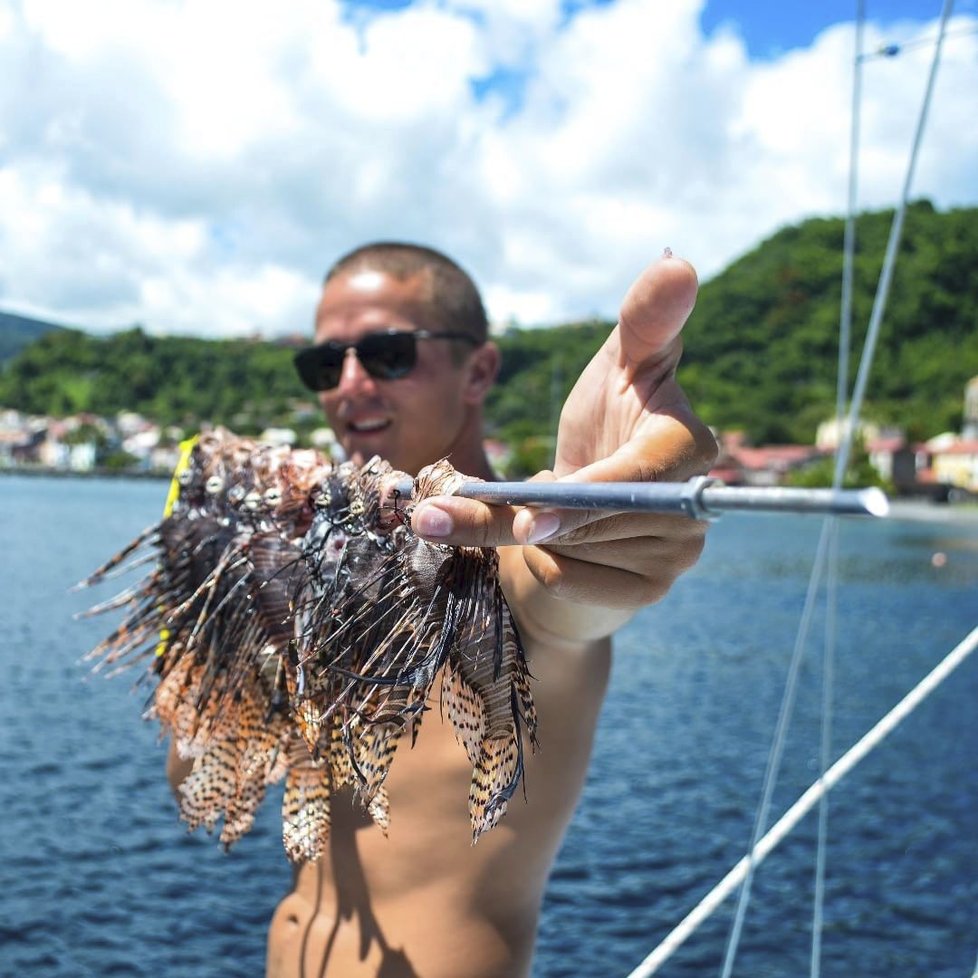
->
<box><xmin>335</xmin><ymin>347</ymin><xmax>374</xmax><ymax>394</ymax></box>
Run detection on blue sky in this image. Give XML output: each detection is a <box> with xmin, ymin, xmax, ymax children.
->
<box><xmin>0</xmin><ymin>0</ymin><xmax>975</xmax><ymax>336</ymax></box>
<box><xmin>701</xmin><ymin>0</ymin><xmax>974</xmax><ymax>56</ymax></box>
<box><xmin>340</xmin><ymin>0</ymin><xmax>976</xmax><ymax>58</ymax></box>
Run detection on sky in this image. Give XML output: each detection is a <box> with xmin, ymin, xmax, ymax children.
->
<box><xmin>0</xmin><ymin>0</ymin><xmax>976</xmax><ymax>338</ymax></box>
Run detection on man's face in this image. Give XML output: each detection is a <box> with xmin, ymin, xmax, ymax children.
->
<box><xmin>312</xmin><ymin>269</ymin><xmax>480</xmax><ymax>475</ymax></box>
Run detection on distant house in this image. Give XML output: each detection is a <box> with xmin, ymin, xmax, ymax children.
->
<box><xmin>928</xmin><ymin>436</ymin><xmax>978</xmax><ymax>493</ymax></box>
<box><xmin>859</xmin><ymin>433</ymin><xmax>932</xmax><ymax>493</ymax></box>
<box><xmin>815</xmin><ymin>417</ymin><xmax>882</xmax><ymax>452</ymax></box>
<box><xmin>70</xmin><ymin>442</ymin><xmax>97</xmax><ymax>471</ymax></box>
<box><xmin>122</xmin><ymin>430</ymin><xmax>160</xmax><ymax>469</ymax></box>
<box><xmin>711</xmin><ymin>431</ymin><xmax>824</xmax><ymax>486</ymax></box>
<box><xmin>0</xmin><ymin>429</ymin><xmax>23</xmax><ymax>467</ymax></box>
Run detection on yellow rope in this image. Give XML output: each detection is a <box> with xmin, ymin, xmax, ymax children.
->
<box><xmin>155</xmin><ymin>434</ymin><xmax>199</xmax><ymax>658</ymax></box>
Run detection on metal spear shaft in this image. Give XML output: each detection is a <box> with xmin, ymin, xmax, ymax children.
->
<box><xmin>400</xmin><ymin>476</ymin><xmax>888</xmax><ymax>520</ymax></box>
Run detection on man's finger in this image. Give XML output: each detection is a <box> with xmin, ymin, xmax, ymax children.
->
<box><xmin>412</xmin><ymin>495</ymin><xmax>523</xmax><ymax>547</ymax></box>
<box><xmin>410</xmin><ymin>490</ymin><xmax>708</xmax><ymax>550</ymax></box>
<box><xmin>520</xmin><ymin>546</ymin><xmax>682</xmax><ymax>609</ymax></box>
<box><xmin>411</xmin><ymin>493</ymin><xmax>618</xmax><ymax>548</ymax></box>
<box><xmin>618</xmin><ymin>252</ymin><xmax>698</xmax><ymax>366</ymax></box>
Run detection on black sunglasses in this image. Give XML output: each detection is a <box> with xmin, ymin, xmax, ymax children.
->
<box><xmin>293</xmin><ymin>329</ymin><xmax>480</xmax><ymax>392</ymax></box>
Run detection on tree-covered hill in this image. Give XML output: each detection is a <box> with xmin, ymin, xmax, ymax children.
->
<box><xmin>0</xmin><ymin>327</ymin><xmax>305</xmax><ymax>432</ymax></box>
<box><xmin>679</xmin><ymin>200</ymin><xmax>978</xmax><ymax>442</ymax></box>
<box><xmin>0</xmin><ymin>311</ymin><xmax>68</xmax><ymax>363</ymax></box>
<box><xmin>1</xmin><ymin>201</ymin><xmax>975</xmax><ymax>451</ymax></box>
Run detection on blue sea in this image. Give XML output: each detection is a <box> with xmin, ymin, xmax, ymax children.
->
<box><xmin>1</xmin><ymin>474</ymin><xmax>977</xmax><ymax>978</ymax></box>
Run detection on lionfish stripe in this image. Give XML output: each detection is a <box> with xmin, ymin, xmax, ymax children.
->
<box><xmin>442</xmin><ymin>661</ymin><xmax>486</xmax><ymax>768</ymax></box>
<box><xmin>282</xmin><ymin>749</ymin><xmax>331</xmax><ymax>863</ymax></box>
<box><xmin>469</xmin><ymin>734</ymin><xmax>522</xmax><ymax>842</ymax></box>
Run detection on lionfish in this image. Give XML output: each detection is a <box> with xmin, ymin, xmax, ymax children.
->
<box><xmin>78</xmin><ymin>428</ymin><xmax>537</xmax><ymax>861</ymax></box>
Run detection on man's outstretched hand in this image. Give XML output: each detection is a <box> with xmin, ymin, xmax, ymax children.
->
<box><xmin>413</xmin><ymin>253</ymin><xmax>718</xmax><ymax>638</ymax></box>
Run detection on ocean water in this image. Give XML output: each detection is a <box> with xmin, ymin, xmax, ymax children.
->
<box><xmin>1</xmin><ymin>474</ymin><xmax>977</xmax><ymax>978</ymax></box>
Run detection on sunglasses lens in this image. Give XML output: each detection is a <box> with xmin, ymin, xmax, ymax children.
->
<box><xmin>358</xmin><ymin>332</ymin><xmax>417</xmax><ymax>380</ymax></box>
<box><xmin>294</xmin><ymin>346</ymin><xmax>343</xmax><ymax>392</ymax></box>
<box><xmin>293</xmin><ymin>332</ymin><xmax>420</xmax><ymax>391</ymax></box>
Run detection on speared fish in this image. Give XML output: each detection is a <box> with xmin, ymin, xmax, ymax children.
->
<box><xmin>79</xmin><ymin>428</ymin><xmax>538</xmax><ymax>860</ymax></box>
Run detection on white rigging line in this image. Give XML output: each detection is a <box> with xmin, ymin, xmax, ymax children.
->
<box><xmin>811</xmin><ymin>4</ymin><xmax>865</xmax><ymax>973</ymax></box>
<box><xmin>626</xmin><ymin>1</ymin><xmax>959</xmax><ymax>974</ymax></box>
<box><xmin>811</xmin><ymin>521</ymin><xmax>838</xmax><ymax>978</ymax></box>
<box><xmin>721</xmin><ymin>0</ymin><xmax>956</xmax><ymax>971</ymax></box>
<box><xmin>835</xmin><ymin>0</ymin><xmax>955</xmax><ymax>481</ymax></box>
<box><xmin>625</xmin><ymin>624</ymin><xmax>978</xmax><ymax>978</ymax></box>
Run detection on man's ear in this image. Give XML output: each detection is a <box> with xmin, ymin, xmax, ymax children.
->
<box><xmin>463</xmin><ymin>341</ymin><xmax>500</xmax><ymax>405</ymax></box>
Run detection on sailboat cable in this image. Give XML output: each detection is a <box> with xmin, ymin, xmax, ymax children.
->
<box><xmin>623</xmin><ymin>624</ymin><xmax>978</xmax><ymax>978</ymax></box>
<box><xmin>811</xmin><ymin>520</ymin><xmax>838</xmax><ymax>978</ymax></box>
<box><xmin>833</xmin><ymin>0</ymin><xmax>955</xmax><ymax>482</ymax></box>
<box><xmin>722</xmin><ymin>1</ymin><xmax>954</xmax><ymax>967</ymax></box>
<box><xmin>835</xmin><ymin>0</ymin><xmax>863</xmax><ymax>440</ymax></box>
<box><xmin>725</xmin><ymin>3</ymin><xmax>956</xmax><ymax>973</ymax></box>
<box><xmin>812</xmin><ymin>6</ymin><xmax>865</xmax><ymax>974</ymax></box>
<box><xmin>717</xmin><ymin>521</ymin><xmax>829</xmax><ymax>978</ymax></box>
<box><xmin>627</xmin><ymin>4</ymin><xmax>958</xmax><ymax>975</ymax></box>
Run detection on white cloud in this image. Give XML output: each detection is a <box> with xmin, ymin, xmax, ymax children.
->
<box><xmin>0</xmin><ymin>0</ymin><xmax>975</xmax><ymax>337</ymax></box>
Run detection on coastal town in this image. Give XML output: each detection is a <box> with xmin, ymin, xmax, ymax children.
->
<box><xmin>2</xmin><ymin>376</ymin><xmax>977</xmax><ymax>500</ymax></box>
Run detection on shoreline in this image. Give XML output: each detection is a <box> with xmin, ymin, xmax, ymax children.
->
<box><xmin>0</xmin><ymin>465</ymin><xmax>171</xmax><ymax>482</ymax></box>
<box><xmin>886</xmin><ymin>498</ymin><xmax>978</xmax><ymax>524</ymax></box>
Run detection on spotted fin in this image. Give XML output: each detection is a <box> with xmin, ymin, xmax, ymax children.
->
<box><xmin>282</xmin><ymin>743</ymin><xmax>331</xmax><ymax>863</ymax></box>
<box><xmin>470</xmin><ymin>730</ymin><xmax>523</xmax><ymax>842</ymax></box>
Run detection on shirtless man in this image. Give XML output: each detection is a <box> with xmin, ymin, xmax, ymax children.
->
<box><xmin>169</xmin><ymin>241</ymin><xmax>717</xmax><ymax>978</ymax></box>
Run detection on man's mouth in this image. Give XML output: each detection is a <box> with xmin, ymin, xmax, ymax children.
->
<box><xmin>347</xmin><ymin>418</ymin><xmax>391</xmax><ymax>435</ymax></box>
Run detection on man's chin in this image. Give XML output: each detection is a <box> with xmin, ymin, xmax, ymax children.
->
<box><xmin>342</xmin><ymin>437</ymin><xmax>397</xmax><ymax>470</ymax></box>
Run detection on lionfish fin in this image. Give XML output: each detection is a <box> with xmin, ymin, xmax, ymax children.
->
<box><xmin>178</xmin><ymin>738</ymin><xmax>239</xmax><ymax>833</ymax></box>
<box><xmin>72</xmin><ymin>522</ymin><xmax>159</xmax><ymax>589</ymax></box>
<box><xmin>367</xmin><ymin>786</ymin><xmax>391</xmax><ymax>835</ymax></box>
<box><xmin>441</xmin><ymin>660</ymin><xmax>486</xmax><ymax>768</ymax></box>
<box><xmin>469</xmin><ymin>734</ymin><xmax>523</xmax><ymax>843</ymax></box>
<box><xmin>282</xmin><ymin>745</ymin><xmax>331</xmax><ymax>863</ymax></box>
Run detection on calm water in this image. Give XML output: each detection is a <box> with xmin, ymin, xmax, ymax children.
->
<box><xmin>1</xmin><ymin>474</ymin><xmax>977</xmax><ymax>978</ymax></box>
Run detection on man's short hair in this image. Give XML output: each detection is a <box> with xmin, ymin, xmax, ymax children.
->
<box><xmin>324</xmin><ymin>242</ymin><xmax>489</xmax><ymax>345</ymax></box>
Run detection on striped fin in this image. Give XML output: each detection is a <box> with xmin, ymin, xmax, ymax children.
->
<box><xmin>219</xmin><ymin>688</ymin><xmax>285</xmax><ymax>848</ymax></box>
<box><xmin>282</xmin><ymin>742</ymin><xmax>331</xmax><ymax>863</ymax></box>
<box><xmin>469</xmin><ymin>730</ymin><xmax>523</xmax><ymax>842</ymax></box>
<box><xmin>448</xmin><ymin>580</ymin><xmax>538</xmax><ymax>841</ymax></box>
<box><xmin>442</xmin><ymin>659</ymin><xmax>486</xmax><ymax>768</ymax></box>
<box><xmin>179</xmin><ymin>738</ymin><xmax>239</xmax><ymax>833</ymax></box>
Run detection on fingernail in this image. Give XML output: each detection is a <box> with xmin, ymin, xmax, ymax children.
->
<box><xmin>414</xmin><ymin>502</ymin><xmax>454</xmax><ymax>538</ymax></box>
<box><xmin>526</xmin><ymin>512</ymin><xmax>561</xmax><ymax>545</ymax></box>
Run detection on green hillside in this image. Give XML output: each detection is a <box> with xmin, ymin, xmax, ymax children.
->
<box><xmin>0</xmin><ymin>327</ymin><xmax>305</xmax><ymax>433</ymax></box>
<box><xmin>0</xmin><ymin>311</ymin><xmax>68</xmax><ymax>363</ymax></box>
<box><xmin>680</xmin><ymin>200</ymin><xmax>978</xmax><ymax>442</ymax></box>
<box><xmin>1</xmin><ymin>201</ymin><xmax>975</xmax><ymax>455</ymax></box>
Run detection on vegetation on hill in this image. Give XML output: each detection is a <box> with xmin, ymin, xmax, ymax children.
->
<box><xmin>1</xmin><ymin>202</ymin><xmax>975</xmax><ymax>465</ymax></box>
<box><xmin>0</xmin><ymin>327</ymin><xmax>304</xmax><ymax>434</ymax></box>
<box><xmin>0</xmin><ymin>311</ymin><xmax>68</xmax><ymax>363</ymax></box>
<box><xmin>680</xmin><ymin>201</ymin><xmax>978</xmax><ymax>443</ymax></box>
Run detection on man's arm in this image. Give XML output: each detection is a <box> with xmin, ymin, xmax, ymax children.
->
<box><xmin>411</xmin><ymin>253</ymin><xmax>717</xmax><ymax>645</ymax></box>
